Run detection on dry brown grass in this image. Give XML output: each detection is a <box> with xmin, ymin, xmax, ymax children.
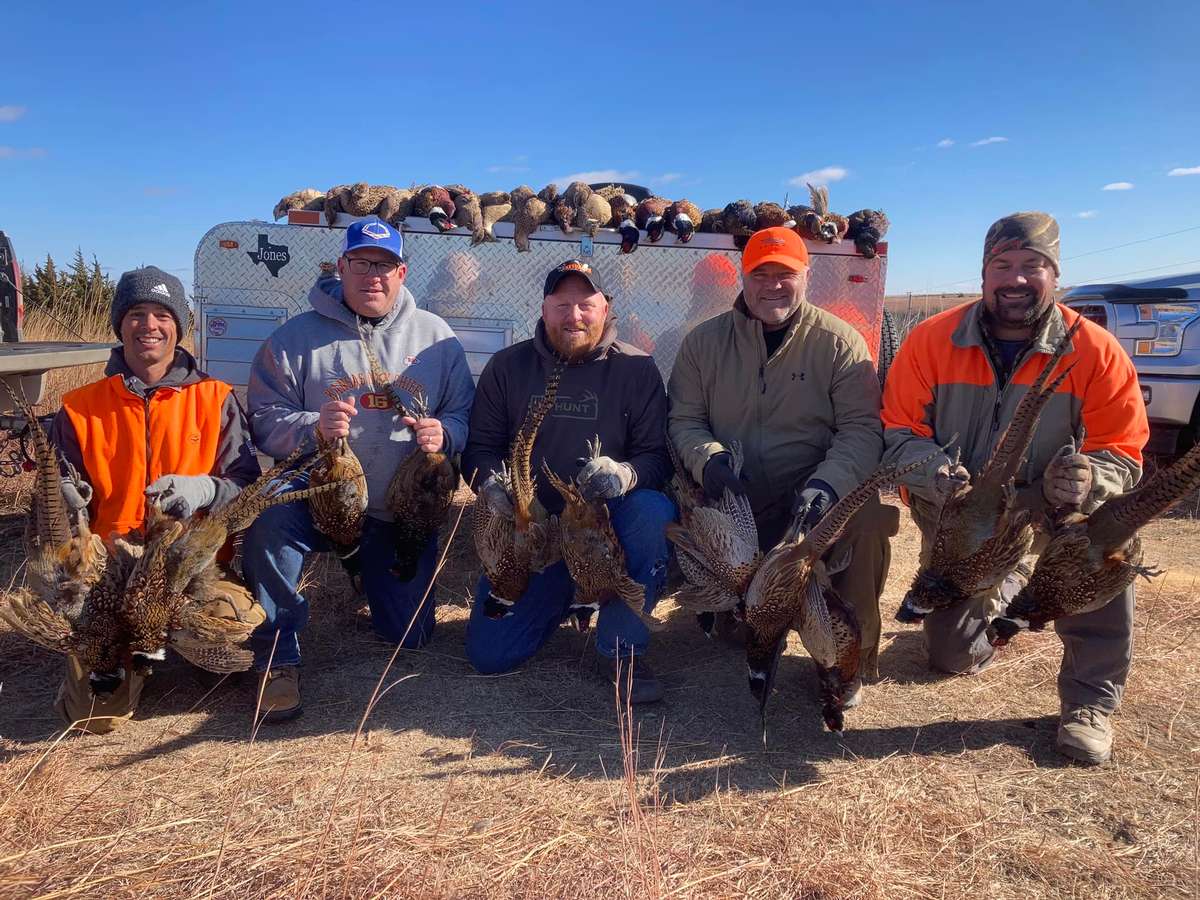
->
<box><xmin>1</xmin><ymin>494</ymin><xmax>1197</xmax><ymax>898</ymax></box>
<box><xmin>1</xmin><ymin>312</ymin><xmax>1198</xmax><ymax>898</ymax></box>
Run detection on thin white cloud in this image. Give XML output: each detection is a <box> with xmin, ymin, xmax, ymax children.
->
<box><xmin>1168</xmin><ymin>166</ymin><xmax>1200</xmax><ymax>177</ymax></box>
<box><xmin>0</xmin><ymin>106</ymin><xmax>26</xmax><ymax>123</ymax></box>
<box><xmin>936</xmin><ymin>138</ymin><xmax>955</xmax><ymax>148</ymax></box>
<box><xmin>486</xmin><ymin>163</ymin><xmax>531</xmax><ymax>174</ymax></box>
<box><xmin>0</xmin><ymin>146</ymin><xmax>46</xmax><ymax>159</ymax></box>
<box><xmin>970</xmin><ymin>136</ymin><xmax>1009</xmax><ymax>147</ymax></box>
<box><xmin>1076</xmin><ymin>210</ymin><xmax>1099</xmax><ymax>219</ymax></box>
<box><xmin>788</xmin><ymin>166</ymin><xmax>848</xmax><ymax>187</ymax></box>
<box><xmin>551</xmin><ymin>169</ymin><xmax>640</xmax><ymax>185</ymax></box>
<box><xmin>1102</xmin><ymin>181</ymin><xmax>1134</xmax><ymax>191</ymax></box>
<box><xmin>651</xmin><ymin>172</ymin><xmax>682</xmax><ymax>184</ymax></box>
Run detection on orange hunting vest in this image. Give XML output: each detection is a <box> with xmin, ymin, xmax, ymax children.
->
<box><xmin>60</xmin><ymin>374</ymin><xmax>232</xmax><ymax>538</ymax></box>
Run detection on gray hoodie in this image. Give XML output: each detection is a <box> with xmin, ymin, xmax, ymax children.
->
<box><xmin>247</xmin><ymin>275</ymin><xmax>474</xmax><ymax>521</ymax></box>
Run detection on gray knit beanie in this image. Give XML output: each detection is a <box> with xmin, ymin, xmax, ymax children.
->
<box><xmin>111</xmin><ymin>266</ymin><xmax>190</xmax><ymax>337</ymax></box>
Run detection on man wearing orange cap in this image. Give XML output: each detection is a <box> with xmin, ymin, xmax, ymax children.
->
<box><xmin>668</xmin><ymin>227</ymin><xmax>897</xmax><ymax>697</ymax></box>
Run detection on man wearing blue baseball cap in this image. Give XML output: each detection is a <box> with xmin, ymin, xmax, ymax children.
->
<box><xmin>244</xmin><ymin>217</ymin><xmax>475</xmax><ymax>721</ymax></box>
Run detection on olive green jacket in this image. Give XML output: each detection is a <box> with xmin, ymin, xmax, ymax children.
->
<box><xmin>667</xmin><ymin>295</ymin><xmax>883</xmax><ymax>522</ymax></box>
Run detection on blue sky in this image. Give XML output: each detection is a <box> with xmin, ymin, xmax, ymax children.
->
<box><xmin>3</xmin><ymin>2</ymin><xmax>1198</xmax><ymax>295</ymax></box>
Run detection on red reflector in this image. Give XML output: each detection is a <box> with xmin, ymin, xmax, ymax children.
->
<box><xmin>219</xmin><ymin>239</ymin><xmax>238</xmax><ymax>249</ymax></box>
<box><xmin>848</xmin><ymin>274</ymin><xmax>867</xmax><ymax>283</ymax></box>
<box><xmin>288</xmin><ymin>209</ymin><xmax>322</xmax><ymax>226</ymax></box>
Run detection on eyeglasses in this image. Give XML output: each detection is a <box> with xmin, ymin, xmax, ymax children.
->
<box><xmin>345</xmin><ymin>258</ymin><xmax>402</xmax><ymax>276</ymax></box>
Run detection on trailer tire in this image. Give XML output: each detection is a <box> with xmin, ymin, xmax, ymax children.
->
<box><xmin>878</xmin><ymin>308</ymin><xmax>898</xmax><ymax>388</ymax></box>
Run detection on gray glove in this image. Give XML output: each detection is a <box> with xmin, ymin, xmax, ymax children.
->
<box><xmin>577</xmin><ymin>455</ymin><xmax>636</xmax><ymax>500</ymax></box>
<box><xmin>480</xmin><ymin>473</ymin><xmax>514</xmax><ymax>519</ymax></box>
<box><xmin>934</xmin><ymin>461</ymin><xmax>970</xmax><ymax>498</ymax></box>
<box><xmin>145</xmin><ymin>474</ymin><xmax>218</xmax><ymax>519</ymax></box>
<box><xmin>61</xmin><ymin>478</ymin><xmax>92</xmax><ymax>513</ymax></box>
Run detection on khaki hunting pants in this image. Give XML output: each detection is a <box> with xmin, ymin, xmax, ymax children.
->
<box><xmin>54</xmin><ymin>576</ymin><xmax>263</xmax><ymax>735</ymax></box>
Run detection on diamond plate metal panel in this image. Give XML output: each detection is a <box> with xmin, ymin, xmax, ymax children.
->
<box><xmin>194</xmin><ymin>219</ymin><xmax>887</xmax><ymax>380</ymax></box>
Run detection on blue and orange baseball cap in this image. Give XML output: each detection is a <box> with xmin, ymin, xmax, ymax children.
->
<box><xmin>342</xmin><ymin>217</ymin><xmax>404</xmax><ymax>260</ymax></box>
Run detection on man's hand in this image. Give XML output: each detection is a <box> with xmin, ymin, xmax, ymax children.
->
<box><xmin>318</xmin><ymin>397</ymin><xmax>357</xmax><ymax>440</ymax></box>
<box><xmin>578</xmin><ymin>455</ymin><xmax>636</xmax><ymax>500</ymax></box>
<box><xmin>402</xmin><ymin>415</ymin><xmax>445</xmax><ymax>453</ymax></box>
<box><xmin>145</xmin><ymin>474</ymin><xmax>218</xmax><ymax>519</ymax></box>
<box><xmin>702</xmin><ymin>453</ymin><xmax>747</xmax><ymax>503</ymax></box>
<box><xmin>791</xmin><ymin>480</ymin><xmax>837</xmax><ymax>534</ymax></box>
<box><xmin>934</xmin><ymin>461</ymin><xmax>971</xmax><ymax>499</ymax></box>
<box><xmin>480</xmin><ymin>473</ymin><xmax>513</xmax><ymax>519</ymax></box>
<box><xmin>1043</xmin><ymin>440</ymin><xmax>1092</xmax><ymax>507</ymax></box>
<box><xmin>61</xmin><ymin>478</ymin><xmax>92</xmax><ymax>514</ymax></box>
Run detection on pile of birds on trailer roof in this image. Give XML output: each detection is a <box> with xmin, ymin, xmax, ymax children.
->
<box><xmin>272</xmin><ymin>182</ymin><xmax>889</xmax><ymax>257</ymax></box>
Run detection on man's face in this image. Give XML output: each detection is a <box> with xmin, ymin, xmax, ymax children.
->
<box><xmin>542</xmin><ymin>275</ymin><xmax>609</xmax><ymax>360</ymax></box>
<box><xmin>337</xmin><ymin>248</ymin><xmax>407</xmax><ymax>318</ymax></box>
<box><xmin>742</xmin><ymin>262</ymin><xmax>808</xmax><ymax>329</ymax></box>
<box><xmin>982</xmin><ymin>249</ymin><xmax>1057</xmax><ymax>333</ymax></box>
<box><xmin>120</xmin><ymin>302</ymin><xmax>178</xmax><ymax>371</ymax></box>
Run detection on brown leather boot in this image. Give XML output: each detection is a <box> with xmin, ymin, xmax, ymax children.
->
<box><xmin>258</xmin><ymin>667</ymin><xmax>303</xmax><ymax>723</ymax></box>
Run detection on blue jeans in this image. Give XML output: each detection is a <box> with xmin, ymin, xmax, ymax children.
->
<box><xmin>466</xmin><ymin>489</ymin><xmax>676</xmax><ymax>674</ymax></box>
<box><xmin>242</xmin><ymin>494</ymin><xmax>438</xmax><ymax>671</ymax></box>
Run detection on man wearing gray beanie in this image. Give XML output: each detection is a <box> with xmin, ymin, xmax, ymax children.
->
<box><xmin>881</xmin><ymin>212</ymin><xmax>1148</xmax><ymax>766</ymax></box>
<box><xmin>47</xmin><ymin>264</ymin><xmax>263</xmax><ymax>734</ymax></box>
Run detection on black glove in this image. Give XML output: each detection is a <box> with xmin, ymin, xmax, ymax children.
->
<box><xmin>701</xmin><ymin>453</ymin><xmax>747</xmax><ymax>503</ymax></box>
<box><xmin>790</xmin><ymin>479</ymin><xmax>837</xmax><ymax>534</ymax></box>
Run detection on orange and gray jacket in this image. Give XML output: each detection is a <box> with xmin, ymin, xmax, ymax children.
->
<box><xmin>881</xmin><ymin>301</ymin><xmax>1147</xmax><ymax>516</ymax></box>
<box><xmin>50</xmin><ymin>348</ymin><xmax>260</xmax><ymax>538</ymax></box>
<box><xmin>668</xmin><ymin>295</ymin><xmax>883</xmax><ymax>522</ymax></box>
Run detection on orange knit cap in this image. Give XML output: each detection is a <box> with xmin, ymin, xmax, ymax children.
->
<box><xmin>741</xmin><ymin>227</ymin><xmax>810</xmax><ymax>274</ymax></box>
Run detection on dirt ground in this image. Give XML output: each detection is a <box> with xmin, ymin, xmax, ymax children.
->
<box><xmin>1</xmin><ymin>489</ymin><xmax>1198</xmax><ymax>898</ymax></box>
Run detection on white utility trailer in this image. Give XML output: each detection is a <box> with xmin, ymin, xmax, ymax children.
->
<box><xmin>193</xmin><ymin>212</ymin><xmax>890</xmax><ymax>392</ymax></box>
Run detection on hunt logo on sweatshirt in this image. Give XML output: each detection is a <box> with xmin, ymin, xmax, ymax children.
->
<box><xmin>531</xmin><ymin>390</ymin><xmax>599</xmax><ymax>421</ymax></box>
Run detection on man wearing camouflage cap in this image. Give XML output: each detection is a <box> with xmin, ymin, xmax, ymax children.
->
<box><xmin>881</xmin><ymin>212</ymin><xmax>1149</xmax><ymax>764</ymax></box>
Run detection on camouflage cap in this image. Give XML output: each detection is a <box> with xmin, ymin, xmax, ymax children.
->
<box><xmin>982</xmin><ymin>211</ymin><xmax>1061</xmax><ymax>275</ymax></box>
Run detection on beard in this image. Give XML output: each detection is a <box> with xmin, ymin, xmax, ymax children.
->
<box><xmin>545</xmin><ymin>319</ymin><xmax>606</xmax><ymax>360</ymax></box>
<box><xmin>982</xmin><ymin>288</ymin><xmax>1053</xmax><ymax>331</ymax></box>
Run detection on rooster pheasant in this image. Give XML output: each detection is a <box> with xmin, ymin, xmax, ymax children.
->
<box><xmin>896</xmin><ymin>320</ymin><xmax>1082</xmax><ymax>623</ymax></box>
<box><xmin>790</xmin><ymin>184</ymin><xmax>849</xmax><ymax>244</ymax></box>
<box><xmin>473</xmin><ymin>361</ymin><xmax>565</xmax><ymax>617</ymax></box>
<box><xmin>987</xmin><ymin>436</ymin><xmax>1199</xmax><ymax>645</ymax></box>
<box><xmin>542</xmin><ymin>437</ymin><xmax>660</xmax><ymax>634</ymax></box>
<box><xmin>743</xmin><ymin>448</ymin><xmax>945</xmax><ymax>735</ymax></box>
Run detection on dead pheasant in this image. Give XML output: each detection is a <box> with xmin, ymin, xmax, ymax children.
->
<box><xmin>2</xmin><ymin>381</ymin><xmax>105</xmax><ymax>619</ymax></box>
<box><xmin>988</xmin><ymin>436</ymin><xmax>1196</xmax><ymax>646</ymax></box>
<box><xmin>739</xmin><ymin>448</ymin><xmax>945</xmax><ymax>735</ymax></box>
<box><xmin>473</xmin><ymin>360</ymin><xmax>565</xmax><ymax>617</ymax></box>
<box><xmin>896</xmin><ymin>319</ymin><xmax>1082</xmax><ymax>624</ymax></box>
<box><xmin>666</xmin><ymin>441</ymin><xmax>760</xmax><ymax>624</ymax></box>
<box><xmin>308</xmin><ymin>432</ymin><xmax>368</xmax><ymax>567</ymax></box>
<box><xmin>790</xmin><ymin>184</ymin><xmax>849</xmax><ymax>244</ymax></box>
<box><xmin>273</xmin><ymin>188</ymin><xmax>324</xmax><ymax>221</ymax></box>
<box><xmin>477</xmin><ymin>191</ymin><xmax>513</xmax><ymax>244</ymax></box>
<box><xmin>542</xmin><ymin>437</ymin><xmax>660</xmax><ymax>634</ymax></box>
<box><xmin>359</xmin><ymin>338</ymin><xmax>458</xmax><ymax>581</ymax></box>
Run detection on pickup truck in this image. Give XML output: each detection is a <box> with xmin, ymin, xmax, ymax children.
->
<box><xmin>1062</xmin><ymin>271</ymin><xmax>1200</xmax><ymax>455</ymax></box>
